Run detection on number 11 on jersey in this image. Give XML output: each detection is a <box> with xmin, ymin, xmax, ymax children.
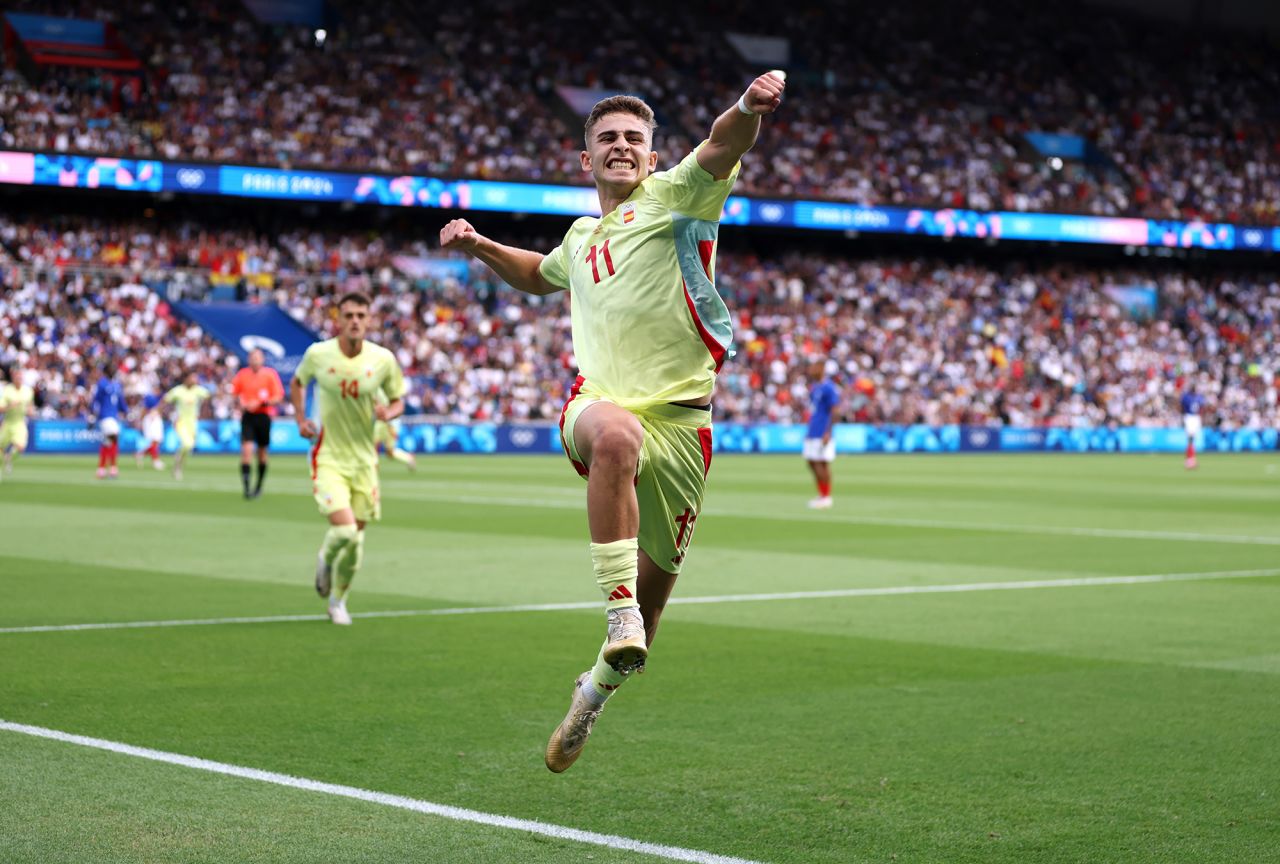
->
<box><xmin>585</xmin><ymin>239</ymin><xmax>616</xmax><ymax>284</ymax></box>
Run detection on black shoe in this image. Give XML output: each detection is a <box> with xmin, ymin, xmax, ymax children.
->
<box><xmin>250</xmin><ymin>489</ymin><xmax>263</xmax><ymax>499</ymax></box>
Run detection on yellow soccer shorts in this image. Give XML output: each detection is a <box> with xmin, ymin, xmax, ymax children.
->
<box><xmin>312</xmin><ymin>462</ymin><xmax>382</xmax><ymax>523</ymax></box>
<box><xmin>0</xmin><ymin>421</ymin><xmax>28</xmax><ymax>451</ymax></box>
<box><xmin>560</xmin><ymin>389</ymin><xmax>713</xmax><ymax>575</ymax></box>
<box><xmin>175</xmin><ymin>420</ymin><xmax>197</xmax><ymax>452</ymax></box>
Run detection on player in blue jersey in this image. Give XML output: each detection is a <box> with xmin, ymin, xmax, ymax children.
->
<box><xmin>1180</xmin><ymin>385</ymin><xmax>1205</xmax><ymax>470</ymax></box>
<box><xmin>803</xmin><ymin>360</ymin><xmax>842</xmax><ymax>509</ymax></box>
<box><xmin>91</xmin><ymin>364</ymin><xmax>126</xmax><ymax>479</ymax></box>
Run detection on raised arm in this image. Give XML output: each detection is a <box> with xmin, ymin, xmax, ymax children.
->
<box><xmin>439</xmin><ymin>220</ymin><xmax>562</xmax><ymax>296</ymax></box>
<box><xmin>697</xmin><ymin>71</ymin><xmax>786</xmax><ymax>180</ymax></box>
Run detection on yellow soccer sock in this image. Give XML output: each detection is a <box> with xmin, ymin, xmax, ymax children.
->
<box><xmin>320</xmin><ymin>523</ymin><xmax>358</xmax><ymax>568</ymax></box>
<box><xmin>335</xmin><ymin>529</ymin><xmax>364</xmax><ymax>599</ymax></box>
<box><xmin>591</xmin><ymin>538</ymin><xmax>639</xmax><ymax>611</ymax></box>
<box><xmin>585</xmin><ymin>639</ymin><xmax>628</xmax><ymax>705</ymax></box>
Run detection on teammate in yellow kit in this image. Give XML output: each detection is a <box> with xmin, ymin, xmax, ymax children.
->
<box><xmin>0</xmin><ymin>364</ymin><xmax>35</xmax><ymax>479</ymax></box>
<box><xmin>164</xmin><ymin>371</ymin><xmax>211</xmax><ymax>481</ymax></box>
<box><xmin>440</xmin><ymin>71</ymin><xmax>785</xmax><ymax>771</ymax></box>
<box><xmin>290</xmin><ymin>292</ymin><xmax>406</xmax><ymax>626</ymax></box>
<box><xmin>374</xmin><ymin>390</ymin><xmax>416</xmax><ymax>471</ymax></box>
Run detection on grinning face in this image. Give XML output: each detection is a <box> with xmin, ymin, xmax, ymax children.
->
<box><xmin>581</xmin><ymin>112</ymin><xmax>658</xmax><ymax>194</ymax></box>
<box><xmin>338</xmin><ymin>301</ymin><xmax>370</xmax><ymax>343</ymax></box>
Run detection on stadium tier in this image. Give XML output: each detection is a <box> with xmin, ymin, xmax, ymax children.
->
<box><xmin>2</xmin><ymin>0</ymin><xmax>1280</xmax><ymax>223</ymax></box>
<box><xmin>2</xmin><ymin>213</ymin><xmax>1276</xmax><ymax>430</ymax></box>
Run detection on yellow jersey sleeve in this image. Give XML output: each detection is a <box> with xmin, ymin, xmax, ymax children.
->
<box><xmin>538</xmin><ymin>242</ymin><xmax>571</xmax><ymax>291</ymax></box>
<box><xmin>294</xmin><ymin>345</ymin><xmax>317</xmax><ymax>387</ymax></box>
<box><xmin>645</xmin><ymin>142</ymin><xmax>740</xmax><ymax>221</ymax></box>
<box><xmin>381</xmin><ymin>350</ymin><xmax>406</xmax><ymax>401</ymax></box>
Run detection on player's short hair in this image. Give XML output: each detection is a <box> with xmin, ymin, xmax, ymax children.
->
<box><xmin>584</xmin><ymin>95</ymin><xmax>657</xmax><ymax>145</ymax></box>
<box><xmin>337</xmin><ymin>291</ymin><xmax>372</xmax><ymax>309</ymax></box>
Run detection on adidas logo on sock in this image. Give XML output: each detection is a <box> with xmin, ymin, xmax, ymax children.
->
<box><xmin>607</xmin><ymin>585</ymin><xmax>633</xmax><ymax>602</ymax></box>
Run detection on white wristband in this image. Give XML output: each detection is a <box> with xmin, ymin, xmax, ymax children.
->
<box><xmin>736</xmin><ymin>94</ymin><xmax>755</xmax><ymax>115</ymax></box>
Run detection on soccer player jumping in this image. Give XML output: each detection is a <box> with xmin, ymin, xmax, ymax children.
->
<box><xmin>441</xmin><ymin>71</ymin><xmax>784</xmax><ymax>772</ymax></box>
<box><xmin>290</xmin><ymin>292</ymin><xmax>406</xmax><ymax>626</ymax></box>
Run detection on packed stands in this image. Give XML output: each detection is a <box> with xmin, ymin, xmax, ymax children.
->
<box><xmin>2</xmin><ymin>215</ymin><xmax>1275</xmax><ymax>429</ymax></box>
<box><xmin>2</xmin><ymin>0</ymin><xmax>1279</xmax><ymax>222</ymax></box>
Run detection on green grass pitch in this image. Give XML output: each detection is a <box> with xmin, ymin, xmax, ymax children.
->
<box><xmin>1</xmin><ymin>452</ymin><xmax>1278</xmax><ymax>863</ymax></box>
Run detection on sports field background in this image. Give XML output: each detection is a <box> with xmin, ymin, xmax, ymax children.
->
<box><xmin>1</xmin><ymin>453</ymin><xmax>1277</xmax><ymax>863</ymax></box>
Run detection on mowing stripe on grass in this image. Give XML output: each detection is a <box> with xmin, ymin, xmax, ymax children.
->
<box><xmin>3</xmin><ymin>568</ymin><xmax>1276</xmax><ymax>635</ymax></box>
<box><xmin>0</xmin><ymin>719</ymin><xmax>765</xmax><ymax>864</ymax></box>
<box><xmin>9</xmin><ymin>475</ymin><xmax>1280</xmax><ymax>546</ymax></box>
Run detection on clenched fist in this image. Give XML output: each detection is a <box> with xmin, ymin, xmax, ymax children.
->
<box><xmin>439</xmin><ymin>219</ymin><xmax>485</xmax><ymax>253</ymax></box>
<box><xmin>741</xmin><ymin>71</ymin><xmax>786</xmax><ymax>116</ymax></box>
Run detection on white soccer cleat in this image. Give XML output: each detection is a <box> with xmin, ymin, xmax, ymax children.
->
<box><xmin>406</xmin><ymin>453</ymin><xmax>417</xmax><ymax>472</ymax></box>
<box><xmin>807</xmin><ymin>496</ymin><xmax>833</xmax><ymax>509</ymax></box>
<box><xmin>315</xmin><ymin>552</ymin><xmax>332</xmax><ymax>598</ymax></box>
<box><xmin>327</xmin><ymin>598</ymin><xmax>351</xmax><ymax>626</ymax></box>
<box><xmin>173</xmin><ymin>466</ymin><xmax>183</xmax><ymax>481</ymax></box>
<box><xmin>602</xmin><ymin>605</ymin><xmax>647</xmax><ymax>675</ymax></box>
<box><xmin>545</xmin><ymin>672</ymin><xmax>603</xmax><ymax>773</ymax></box>
<box><xmin>153</xmin><ymin>459</ymin><xmax>165</xmax><ymax>471</ymax></box>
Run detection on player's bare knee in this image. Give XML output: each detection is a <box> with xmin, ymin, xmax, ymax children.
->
<box><xmin>589</xmin><ymin>423</ymin><xmax>643</xmax><ymax>471</ymax></box>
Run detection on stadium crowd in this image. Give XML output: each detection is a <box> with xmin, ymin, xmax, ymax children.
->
<box><xmin>1</xmin><ymin>216</ymin><xmax>1276</xmax><ymax>430</ymax></box>
<box><xmin>2</xmin><ymin>0</ymin><xmax>1279</xmax><ymax>223</ymax></box>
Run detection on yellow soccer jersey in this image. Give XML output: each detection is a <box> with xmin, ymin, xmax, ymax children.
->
<box><xmin>164</xmin><ymin>384</ymin><xmax>211</xmax><ymax>427</ymax></box>
<box><xmin>294</xmin><ymin>338</ymin><xmax>406</xmax><ymax>472</ymax></box>
<box><xmin>538</xmin><ymin>142</ymin><xmax>740</xmax><ymax>410</ymax></box>
<box><xmin>1</xmin><ymin>383</ymin><xmax>33</xmax><ymax>425</ymax></box>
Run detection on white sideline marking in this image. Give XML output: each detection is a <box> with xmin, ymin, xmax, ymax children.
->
<box><xmin>2</xmin><ymin>568</ymin><xmax>1276</xmax><ymax>635</ymax></box>
<box><xmin>0</xmin><ymin>720</ymin><xmax>765</xmax><ymax>864</ymax></box>
<box><xmin>8</xmin><ymin>474</ymin><xmax>1280</xmax><ymax>547</ymax></box>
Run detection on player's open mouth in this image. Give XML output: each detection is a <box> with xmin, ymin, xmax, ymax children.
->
<box><xmin>607</xmin><ymin>160</ymin><xmax>634</xmax><ymax>169</ymax></box>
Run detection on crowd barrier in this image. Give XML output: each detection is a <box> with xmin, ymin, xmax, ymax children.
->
<box><xmin>25</xmin><ymin>420</ymin><xmax>1278</xmax><ymax>455</ymax></box>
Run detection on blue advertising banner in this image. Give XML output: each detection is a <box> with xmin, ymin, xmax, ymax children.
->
<box><xmin>5</xmin><ymin>13</ymin><xmax>104</xmax><ymax>45</ymax></box>
<box><xmin>173</xmin><ymin>302</ymin><xmax>320</xmax><ymax>378</ymax></box>
<box><xmin>1</xmin><ymin>149</ymin><xmax>1277</xmax><ymax>253</ymax></box>
<box><xmin>26</xmin><ymin>421</ymin><xmax>1280</xmax><ymax>456</ymax></box>
<box><xmin>1024</xmin><ymin>132</ymin><xmax>1087</xmax><ymax>159</ymax></box>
